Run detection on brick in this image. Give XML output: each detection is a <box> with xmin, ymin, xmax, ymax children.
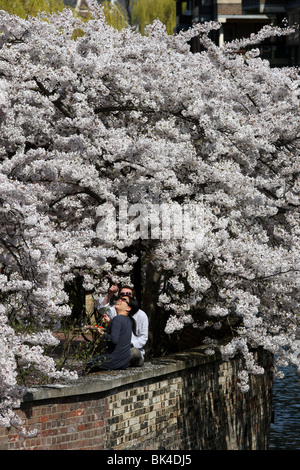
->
<box><xmin>0</xmin><ymin>349</ymin><xmax>273</xmax><ymax>450</ymax></box>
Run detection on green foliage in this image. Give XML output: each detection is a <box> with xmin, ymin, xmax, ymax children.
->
<box><xmin>54</xmin><ymin>1</ymin><xmax>128</xmax><ymax>32</ymax></box>
<box><xmin>102</xmin><ymin>0</ymin><xmax>128</xmax><ymax>30</ymax></box>
<box><xmin>130</xmin><ymin>0</ymin><xmax>176</xmax><ymax>35</ymax></box>
<box><xmin>0</xmin><ymin>0</ymin><xmax>65</xmax><ymax>17</ymax></box>
<box><xmin>0</xmin><ymin>0</ymin><xmax>174</xmax><ymax>35</ymax></box>
<box><xmin>17</xmin><ymin>321</ymin><xmax>108</xmax><ymax>386</ymax></box>
<box><xmin>47</xmin><ymin>323</ymin><xmax>106</xmax><ymax>375</ymax></box>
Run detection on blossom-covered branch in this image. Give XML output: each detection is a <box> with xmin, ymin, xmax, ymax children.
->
<box><xmin>0</xmin><ymin>1</ymin><xmax>299</xmax><ymax>430</ymax></box>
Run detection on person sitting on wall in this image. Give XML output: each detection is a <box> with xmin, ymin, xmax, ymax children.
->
<box><xmin>96</xmin><ymin>283</ymin><xmax>148</xmax><ymax>367</ymax></box>
<box><xmin>85</xmin><ymin>295</ymin><xmax>139</xmax><ymax>373</ymax></box>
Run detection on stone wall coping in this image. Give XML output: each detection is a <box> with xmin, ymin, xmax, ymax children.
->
<box><xmin>22</xmin><ymin>346</ymin><xmax>219</xmax><ymax>403</ymax></box>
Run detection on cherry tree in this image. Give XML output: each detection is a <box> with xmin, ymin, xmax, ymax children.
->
<box><xmin>0</xmin><ymin>0</ymin><xmax>299</xmax><ymax>431</ymax></box>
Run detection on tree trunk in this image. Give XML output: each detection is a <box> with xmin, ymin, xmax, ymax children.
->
<box><xmin>141</xmin><ymin>254</ymin><xmax>164</xmax><ymax>358</ymax></box>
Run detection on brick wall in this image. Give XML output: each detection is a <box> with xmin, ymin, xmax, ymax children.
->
<box><xmin>0</xmin><ymin>346</ymin><xmax>273</xmax><ymax>450</ymax></box>
<box><xmin>217</xmin><ymin>3</ymin><xmax>243</xmax><ymax>15</ymax></box>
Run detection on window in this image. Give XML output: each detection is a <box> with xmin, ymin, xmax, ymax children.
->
<box><xmin>224</xmin><ymin>24</ymin><xmax>235</xmax><ymax>43</ymax></box>
<box><xmin>199</xmin><ymin>15</ymin><xmax>212</xmax><ymax>23</ymax></box>
<box><xmin>181</xmin><ymin>1</ymin><xmax>192</xmax><ymax>15</ymax></box>
<box><xmin>288</xmin><ymin>13</ymin><xmax>300</xmax><ymax>43</ymax></box>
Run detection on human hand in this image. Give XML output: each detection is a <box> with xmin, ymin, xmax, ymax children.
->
<box><xmin>84</xmin><ymin>325</ymin><xmax>104</xmax><ymax>333</ymax></box>
<box><xmin>102</xmin><ymin>312</ymin><xmax>111</xmax><ymax>325</ymax></box>
<box><xmin>108</xmin><ymin>282</ymin><xmax>119</xmax><ymax>296</ymax></box>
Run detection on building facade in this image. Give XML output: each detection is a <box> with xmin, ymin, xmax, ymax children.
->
<box><xmin>175</xmin><ymin>0</ymin><xmax>300</xmax><ymax>66</ymax></box>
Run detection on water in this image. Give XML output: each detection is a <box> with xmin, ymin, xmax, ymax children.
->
<box><xmin>269</xmin><ymin>365</ymin><xmax>300</xmax><ymax>450</ymax></box>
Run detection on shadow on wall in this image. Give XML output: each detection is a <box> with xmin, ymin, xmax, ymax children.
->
<box><xmin>178</xmin><ymin>350</ymin><xmax>272</xmax><ymax>450</ymax></box>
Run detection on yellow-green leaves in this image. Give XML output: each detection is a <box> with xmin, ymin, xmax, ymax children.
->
<box><xmin>130</xmin><ymin>0</ymin><xmax>176</xmax><ymax>35</ymax></box>
<box><xmin>0</xmin><ymin>0</ymin><xmax>65</xmax><ymax>18</ymax></box>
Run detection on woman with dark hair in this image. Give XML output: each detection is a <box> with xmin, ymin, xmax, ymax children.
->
<box><xmin>84</xmin><ymin>296</ymin><xmax>139</xmax><ymax>373</ymax></box>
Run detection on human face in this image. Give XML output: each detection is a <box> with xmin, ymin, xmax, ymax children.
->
<box><xmin>119</xmin><ymin>288</ymin><xmax>133</xmax><ymax>298</ymax></box>
<box><xmin>115</xmin><ymin>296</ymin><xmax>130</xmax><ymax>315</ymax></box>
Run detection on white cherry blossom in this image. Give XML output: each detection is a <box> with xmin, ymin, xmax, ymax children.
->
<box><xmin>0</xmin><ymin>1</ymin><xmax>299</xmax><ymax>429</ymax></box>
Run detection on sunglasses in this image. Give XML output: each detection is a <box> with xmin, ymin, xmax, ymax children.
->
<box><xmin>119</xmin><ymin>291</ymin><xmax>132</xmax><ymax>298</ymax></box>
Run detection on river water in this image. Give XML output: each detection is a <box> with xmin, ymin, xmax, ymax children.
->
<box><xmin>269</xmin><ymin>365</ymin><xmax>300</xmax><ymax>450</ymax></box>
